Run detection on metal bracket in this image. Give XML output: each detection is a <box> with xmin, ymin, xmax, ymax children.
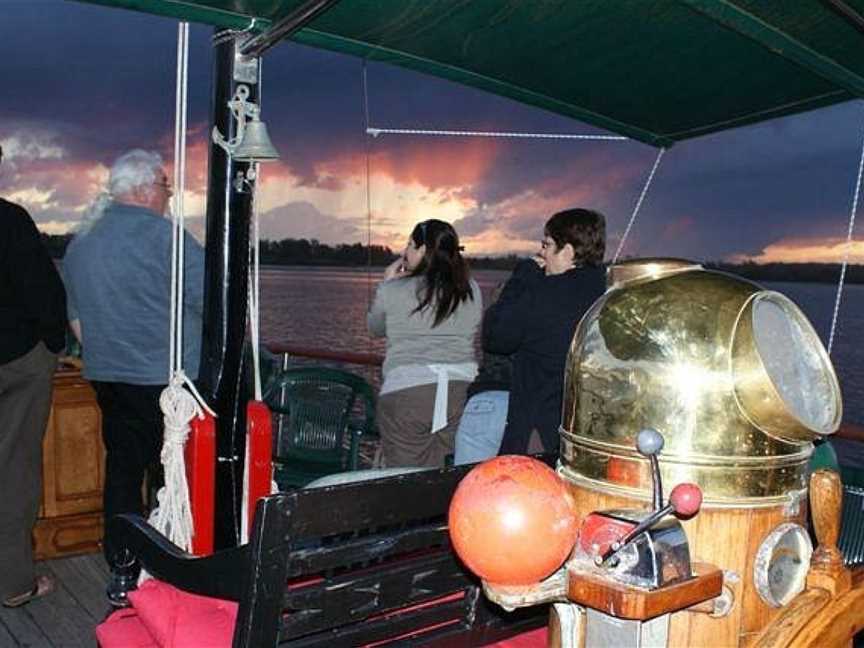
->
<box><xmin>233</xmin><ymin>40</ymin><xmax>259</xmax><ymax>84</ymax></box>
<box><xmin>784</xmin><ymin>488</ymin><xmax>806</xmax><ymax>516</ymax></box>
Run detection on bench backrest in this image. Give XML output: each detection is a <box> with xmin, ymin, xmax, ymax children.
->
<box><xmin>236</xmin><ymin>464</ymin><xmax>548</xmax><ymax>647</ymax></box>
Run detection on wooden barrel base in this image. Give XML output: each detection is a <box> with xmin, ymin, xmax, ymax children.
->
<box><xmin>34</xmin><ymin>511</ymin><xmax>103</xmax><ymax>560</ymax></box>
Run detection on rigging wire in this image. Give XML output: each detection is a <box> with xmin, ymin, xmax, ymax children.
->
<box><xmin>828</xmin><ymin>115</ymin><xmax>864</xmax><ymax>355</ymax></box>
<box><xmin>613</xmin><ymin>147</ymin><xmax>666</xmax><ymax>263</ymax></box>
<box><xmin>242</xmin><ymin>160</ymin><xmax>263</xmax><ymax>544</ymax></box>
<box><xmin>367</xmin><ymin>127</ymin><xmax>628</xmax><ymax>141</ymax></box>
<box><xmin>363</xmin><ymin>60</ymin><xmax>374</xmax><ymax>312</ymax></box>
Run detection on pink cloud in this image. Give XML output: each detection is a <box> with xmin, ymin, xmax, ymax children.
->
<box><xmin>731</xmin><ymin>236</ymin><xmax>864</xmax><ymax>264</ymax></box>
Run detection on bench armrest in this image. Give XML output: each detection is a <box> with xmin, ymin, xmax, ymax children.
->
<box><xmin>111</xmin><ymin>514</ymin><xmax>251</xmax><ymax>601</ymax></box>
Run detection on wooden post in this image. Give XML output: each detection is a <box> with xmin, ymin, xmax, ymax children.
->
<box><xmin>806</xmin><ymin>469</ymin><xmax>851</xmax><ymax>595</ymax></box>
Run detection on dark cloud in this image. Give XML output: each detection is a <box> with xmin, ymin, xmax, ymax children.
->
<box><xmin>3</xmin><ymin>1</ymin><xmax>864</xmax><ymax>261</ymax></box>
<box><xmin>258</xmin><ymin>201</ymin><xmax>364</xmax><ymax>244</ymax></box>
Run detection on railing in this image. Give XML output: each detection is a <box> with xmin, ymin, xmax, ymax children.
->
<box><xmin>266</xmin><ymin>343</ymin><xmax>383</xmax><ymax>367</ymax></box>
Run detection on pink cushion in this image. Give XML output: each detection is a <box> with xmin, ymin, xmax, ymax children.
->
<box><xmin>96</xmin><ymin>608</ymin><xmax>158</xmax><ymax>648</ymax></box>
<box><xmin>128</xmin><ymin>579</ymin><xmax>238</xmax><ymax>648</ymax></box>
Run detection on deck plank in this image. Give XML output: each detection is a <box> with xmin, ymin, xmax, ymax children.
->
<box><xmin>49</xmin><ymin>554</ymin><xmax>112</xmax><ymax>623</ymax></box>
<box><xmin>0</xmin><ymin>602</ymin><xmax>53</xmax><ymax>647</ymax></box>
<box><xmin>0</xmin><ymin>554</ymin><xmax>111</xmax><ymax>648</ymax></box>
<box><xmin>24</xmin><ymin>560</ymin><xmax>98</xmax><ymax>648</ymax></box>
<box><xmin>0</xmin><ymin>620</ymin><xmax>19</xmax><ymax>647</ymax></box>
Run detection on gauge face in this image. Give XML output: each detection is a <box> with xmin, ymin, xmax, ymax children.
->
<box><xmin>752</xmin><ymin>292</ymin><xmax>839</xmax><ymax>434</ymax></box>
<box><xmin>753</xmin><ymin>523</ymin><xmax>813</xmax><ymax>608</ymax></box>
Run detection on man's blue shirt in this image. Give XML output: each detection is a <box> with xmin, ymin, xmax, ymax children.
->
<box><xmin>63</xmin><ymin>203</ymin><xmax>204</xmax><ymax>384</ymax></box>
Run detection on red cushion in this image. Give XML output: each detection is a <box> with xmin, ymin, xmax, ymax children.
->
<box><xmin>128</xmin><ymin>579</ymin><xmax>238</xmax><ymax>648</ymax></box>
<box><xmin>486</xmin><ymin>627</ymin><xmax>548</xmax><ymax>647</ymax></box>
<box><xmin>96</xmin><ymin>608</ymin><xmax>158</xmax><ymax>648</ymax></box>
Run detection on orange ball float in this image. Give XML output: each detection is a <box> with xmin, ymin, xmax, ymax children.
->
<box><xmin>448</xmin><ymin>455</ymin><xmax>579</xmax><ymax>586</ymax></box>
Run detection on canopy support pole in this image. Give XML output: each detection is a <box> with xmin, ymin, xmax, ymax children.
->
<box><xmin>200</xmin><ymin>31</ymin><xmax>258</xmax><ymax>549</ymax></box>
<box><xmin>240</xmin><ymin>0</ymin><xmax>342</xmax><ymax>58</ymax></box>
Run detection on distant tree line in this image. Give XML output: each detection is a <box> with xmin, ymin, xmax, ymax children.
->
<box><xmin>706</xmin><ymin>261</ymin><xmax>864</xmax><ymax>285</ymax></box>
<box><xmin>259</xmin><ymin>238</ymin><xmax>397</xmax><ymax>266</ymax></box>
<box><xmin>41</xmin><ymin>232</ymin><xmax>863</xmax><ymax>283</ymax></box>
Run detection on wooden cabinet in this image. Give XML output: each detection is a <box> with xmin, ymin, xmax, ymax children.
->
<box><xmin>33</xmin><ymin>365</ymin><xmax>105</xmax><ymax>560</ymax></box>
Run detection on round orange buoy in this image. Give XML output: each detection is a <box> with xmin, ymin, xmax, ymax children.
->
<box><xmin>448</xmin><ymin>455</ymin><xmax>579</xmax><ymax>586</ymax></box>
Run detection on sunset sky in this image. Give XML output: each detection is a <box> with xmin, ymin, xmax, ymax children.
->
<box><xmin>2</xmin><ymin>0</ymin><xmax>864</xmax><ymax>264</ymax></box>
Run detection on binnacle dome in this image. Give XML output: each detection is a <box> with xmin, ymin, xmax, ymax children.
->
<box><xmin>558</xmin><ymin>258</ymin><xmax>842</xmax><ymax>506</ymax></box>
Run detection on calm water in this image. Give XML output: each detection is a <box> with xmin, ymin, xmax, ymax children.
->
<box><xmin>259</xmin><ymin>267</ymin><xmax>864</xmax><ymax>425</ymax></box>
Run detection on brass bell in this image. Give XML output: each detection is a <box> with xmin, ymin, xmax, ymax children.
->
<box><xmin>233</xmin><ymin>118</ymin><xmax>280</xmax><ymax>162</ymax></box>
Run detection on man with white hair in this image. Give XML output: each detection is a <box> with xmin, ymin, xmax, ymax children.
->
<box><xmin>0</xmin><ymin>144</ymin><xmax>66</xmax><ymax>607</ymax></box>
<box><xmin>63</xmin><ymin>149</ymin><xmax>204</xmax><ymax>602</ymax></box>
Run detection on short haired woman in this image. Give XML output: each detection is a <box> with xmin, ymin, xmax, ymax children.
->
<box><xmin>368</xmin><ymin>220</ymin><xmax>482</xmax><ymax>467</ymax></box>
<box><xmin>484</xmin><ymin>208</ymin><xmax>607</xmax><ymax>455</ymax></box>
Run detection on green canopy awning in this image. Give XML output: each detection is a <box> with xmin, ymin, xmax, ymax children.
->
<box><xmin>70</xmin><ymin>0</ymin><xmax>864</xmax><ymax>146</ymax></box>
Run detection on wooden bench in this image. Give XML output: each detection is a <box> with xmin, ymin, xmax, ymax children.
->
<box><xmin>109</xmin><ymin>464</ymin><xmax>549</xmax><ymax>647</ymax></box>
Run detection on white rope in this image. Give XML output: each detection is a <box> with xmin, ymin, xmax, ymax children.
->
<box><xmin>828</xmin><ymin>115</ymin><xmax>864</xmax><ymax>354</ymax></box>
<box><xmin>170</xmin><ymin>21</ymin><xmax>189</xmax><ymax>377</ymax></box>
<box><xmin>145</xmin><ymin>23</ymin><xmax>208</xmax><ymax>572</ymax></box>
<box><xmin>613</xmin><ymin>147</ymin><xmax>666</xmax><ymax>263</ymax></box>
<box><xmin>241</xmin><ymin>161</ymin><xmax>265</xmax><ymax>544</ymax></box>
<box><xmin>366</xmin><ymin>127</ymin><xmax>628</xmax><ymax>141</ymax></box>
<box><xmin>249</xmin><ymin>161</ymin><xmax>263</xmax><ymax>402</ymax></box>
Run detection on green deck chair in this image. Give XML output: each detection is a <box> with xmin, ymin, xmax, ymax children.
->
<box><xmin>839</xmin><ymin>464</ymin><xmax>864</xmax><ymax>568</ymax></box>
<box><xmin>809</xmin><ymin>442</ymin><xmax>864</xmax><ymax>568</ymax></box>
<box><xmin>263</xmin><ymin>367</ymin><xmax>376</xmax><ymax>489</ymax></box>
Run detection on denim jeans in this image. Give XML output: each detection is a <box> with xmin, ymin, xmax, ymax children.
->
<box><xmin>454</xmin><ymin>390</ymin><xmax>509</xmax><ymax>465</ymax></box>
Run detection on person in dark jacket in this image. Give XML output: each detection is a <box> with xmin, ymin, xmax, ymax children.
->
<box><xmin>484</xmin><ymin>208</ymin><xmax>606</xmax><ymax>455</ymax></box>
<box><xmin>0</xmin><ymin>144</ymin><xmax>67</xmax><ymax>606</ymax></box>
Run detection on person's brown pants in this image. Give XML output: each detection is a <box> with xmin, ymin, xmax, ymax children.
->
<box><xmin>0</xmin><ymin>342</ymin><xmax>57</xmax><ymax>599</ymax></box>
<box><xmin>378</xmin><ymin>381</ymin><xmax>469</xmax><ymax>468</ymax></box>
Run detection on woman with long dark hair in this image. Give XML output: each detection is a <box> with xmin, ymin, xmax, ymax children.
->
<box><xmin>368</xmin><ymin>219</ymin><xmax>482</xmax><ymax>467</ymax></box>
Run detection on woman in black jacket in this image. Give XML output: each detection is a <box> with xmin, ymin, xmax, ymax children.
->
<box><xmin>484</xmin><ymin>208</ymin><xmax>606</xmax><ymax>455</ymax></box>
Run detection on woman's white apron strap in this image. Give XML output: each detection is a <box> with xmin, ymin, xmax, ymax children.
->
<box><xmin>428</xmin><ymin>363</ymin><xmax>477</xmax><ymax>434</ymax></box>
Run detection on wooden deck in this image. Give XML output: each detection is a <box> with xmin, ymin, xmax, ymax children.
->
<box><xmin>0</xmin><ymin>553</ymin><xmax>109</xmax><ymax>647</ymax></box>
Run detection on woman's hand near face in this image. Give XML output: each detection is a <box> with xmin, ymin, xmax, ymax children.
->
<box><xmin>384</xmin><ymin>257</ymin><xmax>407</xmax><ymax>280</ymax></box>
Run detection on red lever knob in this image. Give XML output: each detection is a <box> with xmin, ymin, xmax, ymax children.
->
<box><xmin>669</xmin><ymin>483</ymin><xmax>702</xmax><ymax>517</ymax></box>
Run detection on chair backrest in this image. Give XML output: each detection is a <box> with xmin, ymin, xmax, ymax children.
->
<box><xmin>264</xmin><ymin>367</ymin><xmax>375</xmax><ymax>467</ymax></box>
<box><xmin>840</xmin><ymin>484</ymin><xmax>864</xmax><ymax>567</ymax></box>
<box><xmin>235</xmin><ymin>463</ymin><xmax>551</xmax><ymax>647</ymax></box>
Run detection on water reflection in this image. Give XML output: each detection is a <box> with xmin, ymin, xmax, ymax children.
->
<box><xmin>259</xmin><ymin>267</ymin><xmax>864</xmax><ymax>425</ymax></box>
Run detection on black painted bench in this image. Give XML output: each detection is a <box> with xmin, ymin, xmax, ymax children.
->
<box><xmin>110</xmin><ymin>464</ymin><xmax>549</xmax><ymax>647</ymax></box>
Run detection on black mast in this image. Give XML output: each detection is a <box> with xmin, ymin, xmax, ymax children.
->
<box><xmin>200</xmin><ymin>2</ymin><xmax>342</xmax><ymax>549</ymax></box>
<box><xmin>201</xmin><ymin>32</ymin><xmax>258</xmax><ymax>549</ymax></box>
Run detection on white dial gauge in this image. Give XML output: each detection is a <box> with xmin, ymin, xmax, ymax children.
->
<box><xmin>753</xmin><ymin>523</ymin><xmax>813</xmax><ymax>608</ymax></box>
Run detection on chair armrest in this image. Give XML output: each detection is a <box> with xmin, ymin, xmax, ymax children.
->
<box><xmin>112</xmin><ymin>514</ymin><xmax>250</xmax><ymax>601</ymax></box>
